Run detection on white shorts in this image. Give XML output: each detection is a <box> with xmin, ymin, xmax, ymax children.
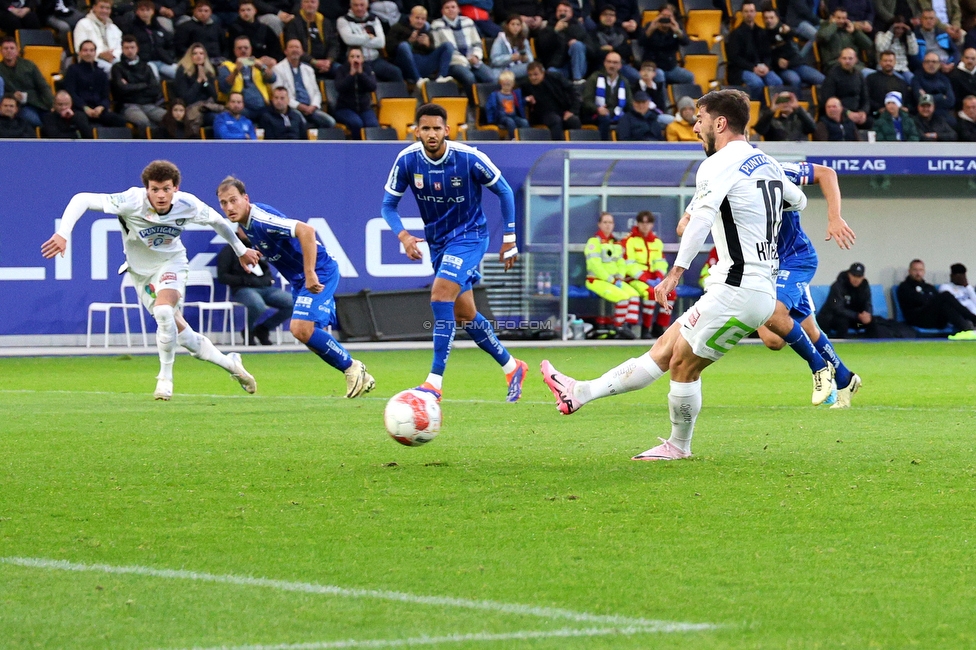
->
<box><xmin>128</xmin><ymin>261</ymin><xmax>189</xmax><ymax>312</ymax></box>
<box><xmin>677</xmin><ymin>284</ymin><xmax>775</xmax><ymax>362</ymax></box>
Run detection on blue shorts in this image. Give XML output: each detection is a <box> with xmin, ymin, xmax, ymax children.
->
<box><xmin>776</xmin><ymin>265</ymin><xmax>817</xmax><ymax>320</ymax></box>
<box><xmin>291</xmin><ymin>265</ymin><xmax>339</xmax><ymax>329</ymax></box>
<box><xmin>431</xmin><ymin>237</ymin><xmax>488</xmax><ymax>293</ymax></box>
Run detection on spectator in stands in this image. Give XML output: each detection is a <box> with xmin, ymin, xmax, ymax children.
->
<box><xmin>598</xmin><ymin>0</ymin><xmax>639</xmax><ymax>36</ymax></box>
<box><xmin>957</xmin><ymin>92</ymin><xmax>976</xmax><ymax>137</ymax></box>
<box><xmin>638</xmin><ymin>4</ymin><xmax>694</xmax><ymax>85</ymax></box>
<box><xmin>926</xmin><ymin>0</ymin><xmax>966</xmax><ymax>32</ymax></box>
<box><xmin>582</xmin><ymin>50</ymin><xmax>630</xmax><ymax>139</ymax></box>
<box><xmin>822</xmin><ymin>47</ymin><xmax>871</xmax><ymax>126</ymax></box>
<box><xmin>1</xmin><ymin>0</ymin><xmax>41</xmax><ymax>34</ymax></box>
<box><xmin>915</xmin><ymin>8</ymin><xmax>961</xmax><ymax>72</ymax></box>
<box><xmin>817</xmin><ymin>262</ymin><xmax>875</xmax><ymax>338</ymax></box>
<box><xmin>898</xmin><ymin>259</ymin><xmax>976</xmax><ymax>337</ymax></box>
<box><xmin>155</xmin><ymin>0</ymin><xmax>190</xmax><ymax>35</ymax></box>
<box><xmin>284</xmin><ymin>0</ymin><xmax>340</xmax><ymax>79</ymax></box>
<box><xmin>817</xmin><ymin>7</ymin><xmax>874</xmax><ymax>72</ymax></box>
<box><xmin>388</xmin><ymin>5</ymin><xmax>456</xmax><ymax>84</ymax></box>
<box><xmin>160</xmin><ymin>98</ymin><xmax>187</xmax><ymax>137</ymax></box>
<box><xmin>915</xmin><ymin>91</ymin><xmax>958</xmax><ymax>138</ymax></box>
<box><xmin>585</xmin><ymin>211</ymin><xmax>640</xmax><ymax>333</ymax></box>
<box><xmin>778</xmin><ymin>0</ymin><xmax>819</xmax><ymax>54</ymax></box>
<box><xmin>218</xmin><ymin>36</ymin><xmax>277</xmax><ymax>120</ymax></box>
<box><xmin>73</xmin><ymin>0</ymin><xmax>122</xmax><ymax>74</ymax></box>
<box><xmin>496</xmin><ymin>0</ymin><xmax>545</xmax><ymax>33</ymax></box>
<box><xmin>490</xmin><ymin>14</ymin><xmax>534</xmax><ymax>80</ymax></box>
<box><xmin>41</xmin><ymin>88</ymin><xmax>93</xmax><ymax>137</ymax></box>
<box><xmin>874</xmin><ymin>21</ymin><xmax>919</xmax><ymax>84</ymax></box>
<box><xmin>874</xmin><ymin>0</ymin><xmax>919</xmax><ymax>31</ymax></box>
<box><xmin>259</xmin><ymin>85</ymin><xmax>307</xmax><ymax>138</ymax></box>
<box><xmin>112</xmin><ymin>36</ymin><xmax>167</xmax><ymax>127</ymax></box>
<box><xmin>459</xmin><ymin>0</ymin><xmax>500</xmax><ymax>38</ymax></box>
<box><xmin>828</xmin><ymin>0</ymin><xmax>874</xmax><ymax>33</ymax></box>
<box><xmin>42</xmin><ymin>0</ymin><xmax>86</xmax><ymax>43</ymax></box>
<box><xmin>763</xmin><ymin>6</ymin><xmax>826</xmax><ymax>87</ymax></box>
<box><xmin>173</xmin><ymin>42</ymin><xmax>223</xmax><ymax>135</ymax></box>
<box><xmin>125</xmin><ymin>0</ymin><xmax>179</xmax><ymax>80</ymax></box>
<box><xmin>174</xmin><ymin>1</ymin><xmax>226</xmax><ymax>64</ymax></box>
<box><xmin>815</xmin><ymin>95</ymin><xmax>860</xmax><ymax>139</ymax></box>
<box><xmin>534</xmin><ymin>0</ymin><xmax>588</xmax><ymax>82</ymax></box>
<box><xmin>872</xmin><ymin>90</ymin><xmax>921</xmax><ymax>138</ymax></box>
<box><xmin>950</xmin><ymin>47</ymin><xmax>976</xmax><ymax>107</ymax></box>
<box><xmin>632</xmin><ymin>60</ymin><xmax>672</xmax><ymax>123</ymax></box>
<box><xmin>216</xmin><ymin>240</ymin><xmax>293</xmax><ymax>346</ymax></box>
<box><xmin>227</xmin><ymin>0</ymin><xmax>284</xmax><ymax>63</ymax></box>
<box><xmin>369</xmin><ymin>0</ymin><xmax>402</xmax><ymax>26</ymax></box>
<box><xmin>664</xmin><ymin>94</ymin><xmax>697</xmax><ymax>140</ymax></box>
<box><xmin>337</xmin><ymin>0</ymin><xmax>405</xmax><ymax>81</ymax></box>
<box><xmin>254</xmin><ymin>0</ymin><xmax>295</xmax><ymax>37</ymax></box>
<box><xmin>332</xmin><ymin>45</ymin><xmax>379</xmax><ymax>137</ymax></box>
<box><xmin>622</xmin><ymin>210</ymin><xmax>669</xmax><ymax>338</ymax></box>
<box><xmin>615</xmin><ymin>90</ymin><xmax>663</xmax><ymax>140</ymax></box>
<box><xmin>912</xmin><ymin>51</ymin><xmax>957</xmax><ymax>117</ymax></box>
<box><xmin>432</xmin><ymin>0</ymin><xmax>498</xmax><ymax>88</ymax></box>
<box><xmin>63</xmin><ymin>39</ymin><xmax>128</xmax><ymax>128</ymax></box>
<box><xmin>521</xmin><ymin>59</ymin><xmax>582</xmax><ymax>139</ymax></box>
<box><xmin>273</xmin><ymin>39</ymin><xmax>336</xmax><ymax>128</ymax></box>
<box><xmin>214</xmin><ymin>90</ymin><xmax>257</xmax><ymax>137</ymax></box>
<box><xmin>486</xmin><ymin>69</ymin><xmax>529</xmax><ymax>137</ymax></box>
<box><xmin>0</xmin><ymin>92</ymin><xmax>35</xmax><ymax>137</ymax></box>
<box><xmin>867</xmin><ymin>49</ymin><xmax>913</xmax><ymax>113</ymax></box>
<box><xmin>940</xmin><ymin>263</ymin><xmax>976</xmax><ymax>316</ymax></box>
<box><xmin>0</xmin><ymin>36</ymin><xmax>52</xmax><ymax>127</ymax></box>
<box><xmin>727</xmin><ymin>1</ymin><xmax>783</xmax><ymax>100</ymax></box>
<box><xmin>589</xmin><ymin>5</ymin><xmax>640</xmax><ymax>83</ymax></box>
<box><xmin>755</xmin><ymin>89</ymin><xmax>816</xmax><ymax>139</ymax></box>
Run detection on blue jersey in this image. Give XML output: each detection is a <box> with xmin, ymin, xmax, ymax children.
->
<box><xmin>240</xmin><ymin>203</ymin><xmax>337</xmax><ymax>288</ymax></box>
<box><xmin>382</xmin><ymin>141</ymin><xmax>515</xmax><ymax>251</ymax></box>
<box><xmin>778</xmin><ymin>161</ymin><xmax>818</xmax><ymax>270</ymax></box>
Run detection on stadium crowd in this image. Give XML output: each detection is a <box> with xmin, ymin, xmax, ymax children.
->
<box><xmin>2</xmin><ymin>0</ymin><xmax>976</xmax><ymax>140</ymax></box>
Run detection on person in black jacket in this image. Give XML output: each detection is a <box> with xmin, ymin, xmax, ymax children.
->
<box><xmin>588</xmin><ymin>5</ymin><xmax>639</xmax><ymax>83</ymax></box>
<box><xmin>260</xmin><ymin>86</ymin><xmax>308</xmax><ymax>138</ymax></box>
<box><xmin>615</xmin><ymin>90</ymin><xmax>662</xmax><ymax>140</ymax></box>
<box><xmin>915</xmin><ymin>92</ymin><xmax>957</xmax><ymax>140</ymax></box>
<box><xmin>333</xmin><ymin>45</ymin><xmax>379</xmax><ymax>137</ymax></box>
<box><xmin>820</xmin><ymin>47</ymin><xmax>871</xmax><ymax>127</ymax></box>
<box><xmin>226</xmin><ymin>0</ymin><xmax>283</xmax><ymax>63</ymax></box>
<box><xmin>216</xmin><ymin>238</ymin><xmax>293</xmax><ymax>345</ymax></box>
<box><xmin>174</xmin><ymin>0</ymin><xmax>227</xmax><ymax>62</ymax></box>
<box><xmin>762</xmin><ymin>6</ymin><xmax>825</xmax><ymax>87</ymax></box>
<box><xmin>520</xmin><ymin>60</ymin><xmax>581</xmax><ymax>139</ymax></box>
<box><xmin>62</xmin><ymin>39</ymin><xmax>128</xmax><ymax>127</ymax></box>
<box><xmin>111</xmin><ymin>36</ymin><xmax>167</xmax><ymax>127</ymax></box>
<box><xmin>534</xmin><ymin>0</ymin><xmax>589</xmax><ymax>81</ymax></box>
<box><xmin>755</xmin><ymin>90</ymin><xmax>816</xmax><ymax>140</ymax></box>
<box><xmin>0</xmin><ymin>93</ymin><xmax>36</xmax><ymax>137</ymax></box>
<box><xmin>725</xmin><ymin>1</ymin><xmax>783</xmax><ymax>99</ymax></box>
<box><xmin>866</xmin><ymin>50</ymin><xmax>911</xmax><ymax>115</ymax></box>
<box><xmin>284</xmin><ymin>0</ymin><xmax>341</xmax><ymax>77</ymax></box>
<box><xmin>122</xmin><ymin>0</ymin><xmax>178</xmax><ymax>79</ymax></box>
<box><xmin>818</xmin><ymin>263</ymin><xmax>876</xmax><ymax>337</ymax></box>
<box><xmin>814</xmin><ymin>96</ymin><xmax>859</xmax><ymax>139</ymax></box>
<box><xmin>173</xmin><ymin>42</ymin><xmax>224</xmax><ymax>134</ymax></box>
<box><xmin>637</xmin><ymin>5</ymin><xmax>694</xmax><ymax>84</ymax></box>
<box><xmin>41</xmin><ymin>89</ymin><xmax>93</xmax><ymax>138</ymax></box>
<box><xmin>897</xmin><ymin>259</ymin><xmax>976</xmax><ymax>334</ymax></box>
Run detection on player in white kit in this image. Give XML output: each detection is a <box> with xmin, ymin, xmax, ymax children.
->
<box><xmin>542</xmin><ymin>89</ymin><xmax>807</xmax><ymax>460</ymax></box>
<box><xmin>41</xmin><ymin>160</ymin><xmax>262</xmax><ymax>400</ymax></box>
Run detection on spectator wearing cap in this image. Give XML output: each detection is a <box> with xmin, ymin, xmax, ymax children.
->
<box><xmin>821</xmin><ymin>47</ymin><xmax>871</xmax><ymax>127</ymax></box>
<box><xmin>754</xmin><ymin>90</ymin><xmax>816</xmax><ymax>140</ymax></box>
<box><xmin>940</xmin><ymin>263</ymin><xmax>976</xmax><ymax>315</ymax></box>
<box><xmin>817</xmin><ymin>263</ymin><xmax>876</xmax><ymax>338</ymax></box>
<box><xmin>956</xmin><ymin>93</ymin><xmax>976</xmax><ymax>138</ymax></box>
<box><xmin>615</xmin><ymin>91</ymin><xmax>663</xmax><ymax>140</ymax></box>
<box><xmin>665</xmin><ymin>95</ymin><xmax>697</xmax><ymax>141</ymax></box>
<box><xmin>867</xmin><ymin>50</ymin><xmax>913</xmax><ymax>115</ymax></box>
<box><xmin>915</xmin><ymin>91</ymin><xmax>958</xmax><ymax>139</ymax></box>
<box><xmin>912</xmin><ymin>51</ymin><xmax>957</xmax><ymax>119</ymax></box>
<box><xmin>872</xmin><ymin>90</ymin><xmax>921</xmax><ymax>139</ymax></box>
<box><xmin>949</xmin><ymin>48</ymin><xmax>976</xmax><ymax>110</ymax></box>
<box><xmin>814</xmin><ymin>96</ymin><xmax>860</xmax><ymax>140</ymax></box>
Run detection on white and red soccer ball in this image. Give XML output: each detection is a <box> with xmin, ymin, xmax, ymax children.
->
<box><xmin>384</xmin><ymin>389</ymin><xmax>442</xmax><ymax>446</ymax></box>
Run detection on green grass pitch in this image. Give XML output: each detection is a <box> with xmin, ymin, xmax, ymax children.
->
<box><xmin>1</xmin><ymin>341</ymin><xmax>975</xmax><ymax>649</ymax></box>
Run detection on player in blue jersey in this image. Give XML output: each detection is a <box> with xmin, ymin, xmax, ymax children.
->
<box><xmin>381</xmin><ymin>103</ymin><xmax>528</xmax><ymax>402</ymax></box>
<box><xmin>216</xmin><ymin>177</ymin><xmax>376</xmax><ymax>398</ymax></box>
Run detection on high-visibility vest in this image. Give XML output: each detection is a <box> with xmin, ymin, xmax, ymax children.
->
<box><xmin>584</xmin><ymin>232</ymin><xmax>625</xmax><ymax>282</ymax></box>
<box><xmin>623</xmin><ymin>227</ymin><xmax>668</xmax><ymax>280</ymax></box>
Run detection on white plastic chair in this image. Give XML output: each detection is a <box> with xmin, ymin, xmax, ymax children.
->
<box><xmin>86</xmin><ymin>273</ymin><xmax>149</xmax><ymax>348</ymax></box>
<box><xmin>183</xmin><ymin>270</ymin><xmax>241</xmax><ymax>345</ymax></box>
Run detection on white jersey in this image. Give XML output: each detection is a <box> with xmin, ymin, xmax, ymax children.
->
<box><xmin>939</xmin><ymin>282</ymin><xmax>976</xmax><ymax>314</ymax></box>
<box><xmin>57</xmin><ymin>187</ymin><xmax>242</xmax><ymax>276</ymax></box>
<box><xmin>678</xmin><ymin>141</ymin><xmax>807</xmax><ymax>297</ymax></box>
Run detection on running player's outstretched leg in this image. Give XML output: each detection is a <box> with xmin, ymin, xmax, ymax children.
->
<box><xmin>152</xmin><ymin>301</ymin><xmax>179</xmax><ymax>400</ymax></box>
<box><xmin>803</xmin><ymin>317</ymin><xmax>860</xmax><ymax>409</ymax></box>
<box><xmin>176</xmin><ymin>315</ymin><xmax>256</xmax><ymax>394</ymax></box>
<box><xmin>456</xmin><ymin>290</ymin><xmax>527</xmax><ymax>402</ymax></box>
<box><xmin>292</xmin><ymin>320</ymin><xmax>375</xmax><ymax>398</ymax></box>
<box><xmin>759</xmin><ymin>303</ymin><xmax>833</xmax><ymax>405</ymax></box>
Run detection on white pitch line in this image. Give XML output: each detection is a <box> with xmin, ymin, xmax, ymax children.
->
<box><xmin>178</xmin><ymin>624</ymin><xmax>709</xmax><ymax>650</ymax></box>
<box><xmin>0</xmin><ymin>557</ymin><xmax>713</xmax><ymax>632</ymax></box>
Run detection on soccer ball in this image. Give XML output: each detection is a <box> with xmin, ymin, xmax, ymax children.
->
<box><xmin>384</xmin><ymin>389</ymin><xmax>442</xmax><ymax>447</ymax></box>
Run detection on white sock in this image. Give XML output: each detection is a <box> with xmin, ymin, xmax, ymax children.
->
<box><xmin>501</xmin><ymin>357</ymin><xmax>518</xmax><ymax>374</ymax></box>
<box><xmin>153</xmin><ymin>304</ymin><xmax>177</xmax><ymax>381</ymax></box>
<box><xmin>178</xmin><ymin>327</ymin><xmax>235</xmax><ymax>372</ymax></box>
<box><xmin>425</xmin><ymin>373</ymin><xmax>443</xmax><ymax>390</ymax></box>
<box><xmin>575</xmin><ymin>352</ymin><xmax>666</xmax><ymax>404</ymax></box>
<box><xmin>667</xmin><ymin>379</ymin><xmax>702</xmax><ymax>454</ymax></box>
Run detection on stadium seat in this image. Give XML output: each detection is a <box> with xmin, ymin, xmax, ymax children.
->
<box><xmin>313</xmin><ymin>126</ymin><xmax>347</xmax><ymax>140</ymax></box>
<box><xmin>374</xmin><ymin>80</ymin><xmax>410</xmax><ymax>102</ymax></box>
<box><xmin>86</xmin><ymin>273</ymin><xmax>149</xmax><ymax>349</ymax></box>
<box><xmin>15</xmin><ymin>28</ymin><xmax>57</xmax><ymax>48</ymax></box>
<box><xmin>377</xmin><ymin>96</ymin><xmax>418</xmax><ymax>139</ymax></box>
<box><xmin>682</xmin><ymin>39</ymin><xmax>712</xmax><ymax>55</ymax></box>
<box><xmin>890</xmin><ymin>286</ymin><xmax>953</xmax><ymax>336</ymax></box>
<box><xmin>421</xmin><ymin>80</ymin><xmax>463</xmax><ymax>103</ymax></box>
<box><xmin>747</xmin><ymin>100</ymin><xmax>761</xmax><ymax>134</ymax></box>
<box><xmin>199</xmin><ymin>125</ymin><xmax>214</xmax><ymax>140</ymax></box>
<box><xmin>92</xmin><ymin>126</ymin><xmax>133</xmax><ymax>139</ymax></box>
<box><xmin>362</xmin><ymin>126</ymin><xmax>399</xmax><ymax>140</ymax></box>
<box><xmin>731</xmin><ymin>9</ymin><xmax>764</xmax><ymax>29</ymax></box>
<box><xmin>515</xmin><ymin>127</ymin><xmax>551</xmax><ymax>141</ymax></box>
<box><xmin>183</xmin><ymin>270</ymin><xmax>241</xmax><ymax>346</ymax></box>
<box><xmin>685</xmin><ymin>10</ymin><xmax>723</xmax><ymax>47</ymax></box>
<box><xmin>641</xmin><ymin>9</ymin><xmax>659</xmax><ymax>26</ymax></box>
<box><xmin>565</xmin><ymin>128</ymin><xmax>601</xmax><ymax>141</ymax></box>
<box><xmin>145</xmin><ymin>126</ymin><xmax>168</xmax><ymax>139</ymax></box>
<box><xmin>679</xmin><ymin>0</ymin><xmax>719</xmax><ymax>13</ymax></box>
<box><xmin>472</xmin><ymin>81</ymin><xmax>501</xmax><ymax>136</ymax></box>
<box><xmin>463</xmin><ymin>128</ymin><xmax>500</xmax><ymax>140</ymax></box>
<box><xmin>320</xmin><ymin>79</ymin><xmax>338</xmax><ymax>112</ymax></box>
<box><xmin>682</xmin><ymin>54</ymin><xmax>718</xmax><ymax>90</ymax></box>
<box><xmin>668</xmin><ymin>82</ymin><xmax>703</xmax><ymax>106</ymax></box>
<box><xmin>160</xmin><ymin>79</ymin><xmax>171</xmax><ymax>105</ymax></box>
<box><xmin>432</xmin><ymin>96</ymin><xmax>468</xmax><ymax>136</ymax></box>
<box><xmin>22</xmin><ymin>45</ymin><xmax>63</xmax><ymax>92</ymax></box>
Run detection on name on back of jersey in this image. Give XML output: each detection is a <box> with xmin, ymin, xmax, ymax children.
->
<box><xmin>738</xmin><ymin>153</ymin><xmax>775</xmax><ymax>176</ymax></box>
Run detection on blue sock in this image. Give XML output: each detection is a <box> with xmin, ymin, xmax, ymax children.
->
<box><xmin>463</xmin><ymin>312</ymin><xmax>511</xmax><ymax>367</ymax></box>
<box><xmin>306</xmin><ymin>328</ymin><xmax>352</xmax><ymax>371</ymax></box>
<box><xmin>814</xmin><ymin>332</ymin><xmax>852</xmax><ymax>388</ymax></box>
<box><xmin>784</xmin><ymin>321</ymin><xmax>828</xmax><ymax>372</ymax></box>
<box><xmin>430</xmin><ymin>301</ymin><xmax>456</xmax><ymax>376</ymax></box>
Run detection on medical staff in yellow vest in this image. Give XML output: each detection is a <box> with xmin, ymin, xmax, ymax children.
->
<box><xmin>585</xmin><ymin>212</ymin><xmax>641</xmax><ymax>329</ymax></box>
<box><xmin>699</xmin><ymin>245</ymin><xmax>718</xmax><ymax>288</ymax></box>
<box><xmin>623</xmin><ymin>210</ymin><xmax>671</xmax><ymax>338</ymax></box>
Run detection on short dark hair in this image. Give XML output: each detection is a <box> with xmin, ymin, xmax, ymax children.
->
<box><xmin>285</xmin><ymin>38</ymin><xmax>304</xmax><ymax>50</ymax></box>
<box><xmin>527</xmin><ymin>60</ymin><xmax>545</xmax><ymax>73</ymax></box>
<box><xmin>741</xmin><ymin>1</ymin><xmax>756</xmax><ymax>9</ymax></box>
<box><xmin>697</xmin><ymin>88</ymin><xmax>750</xmax><ymax>135</ymax></box>
<box><xmin>135</xmin><ymin>0</ymin><xmax>155</xmax><ymax>9</ymax></box>
<box><xmin>909</xmin><ymin>258</ymin><xmax>924</xmax><ymax>266</ymax></box>
<box><xmin>951</xmin><ymin>263</ymin><xmax>967</xmax><ymax>275</ymax></box>
<box><xmin>195</xmin><ymin>0</ymin><xmax>212</xmax><ymax>8</ymax></box>
<box><xmin>141</xmin><ymin>160</ymin><xmax>181</xmax><ymax>188</ymax></box>
<box><xmin>78</xmin><ymin>39</ymin><xmax>96</xmax><ymax>51</ymax></box>
<box><xmin>759</xmin><ymin>2</ymin><xmax>775</xmax><ymax>12</ymax></box>
<box><xmin>415</xmin><ymin>102</ymin><xmax>448</xmax><ymax>123</ymax></box>
<box><xmin>1</xmin><ymin>36</ymin><xmax>16</xmax><ymax>46</ymax></box>
<box><xmin>234</xmin><ymin>35</ymin><xmax>252</xmax><ymax>45</ymax></box>
<box><xmin>880</xmin><ymin>50</ymin><xmax>896</xmax><ymax>58</ymax></box>
<box><xmin>636</xmin><ymin>210</ymin><xmax>655</xmax><ymax>223</ymax></box>
<box><xmin>346</xmin><ymin>45</ymin><xmax>362</xmax><ymax>56</ymax></box>
<box><xmin>441</xmin><ymin>0</ymin><xmax>457</xmax><ymax>7</ymax></box>
<box><xmin>239</xmin><ymin>0</ymin><xmax>256</xmax><ymax>6</ymax></box>
<box><xmin>1</xmin><ymin>93</ymin><xmax>17</xmax><ymax>103</ymax></box>
<box><xmin>217</xmin><ymin>175</ymin><xmax>247</xmax><ymax>196</ymax></box>
<box><xmin>122</xmin><ymin>35</ymin><xmax>138</xmax><ymax>45</ymax></box>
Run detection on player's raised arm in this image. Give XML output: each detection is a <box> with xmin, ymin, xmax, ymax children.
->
<box><xmin>41</xmin><ymin>192</ymin><xmax>110</xmax><ymax>258</ymax></box>
<box><xmin>811</xmin><ymin>163</ymin><xmax>855</xmax><ymax>250</ymax></box>
<box><xmin>199</xmin><ymin>204</ymin><xmax>261</xmax><ymax>271</ymax></box>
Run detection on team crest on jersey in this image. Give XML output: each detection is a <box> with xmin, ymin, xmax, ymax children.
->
<box><xmin>175</xmin><ymin>218</ymin><xmax>186</xmax><ymax>226</ymax></box>
<box><xmin>414</xmin><ymin>174</ymin><xmax>424</xmax><ymax>189</ymax></box>
<box><xmin>433</xmin><ymin>181</ymin><xmax>442</xmax><ymax>191</ymax></box>
<box><xmin>687</xmin><ymin>307</ymin><xmax>700</xmax><ymax>327</ymax></box>
<box><xmin>159</xmin><ymin>272</ymin><xmax>178</xmax><ymax>283</ymax></box>
<box><xmin>451</xmin><ymin>176</ymin><xmax>462</xmax><ymax>187</ymax></box>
